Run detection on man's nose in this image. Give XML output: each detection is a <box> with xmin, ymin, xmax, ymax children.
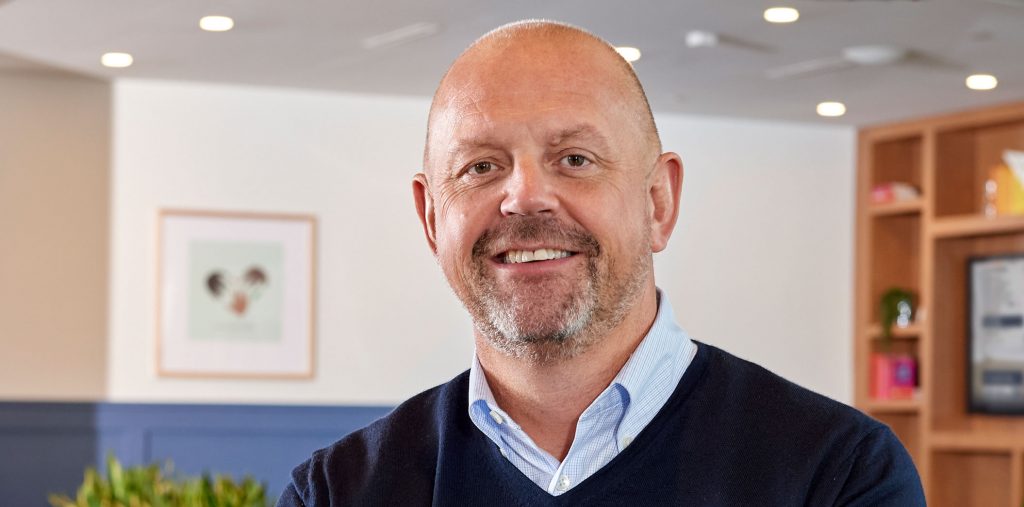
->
<box><xmin>500</xmin><ymin>159</ymin><xmax>558</xmax><ymax>216</ymax></box>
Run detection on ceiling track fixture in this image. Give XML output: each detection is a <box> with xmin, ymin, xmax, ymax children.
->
<box><xmin>763</xmin><ymin>44</ymin><xmax>966</xmax><ymax>80</ymax></box>
<box><xmin>360</xmin><ymin>22</ymin><xmax>441</xmax><ymax>50</ymax></box>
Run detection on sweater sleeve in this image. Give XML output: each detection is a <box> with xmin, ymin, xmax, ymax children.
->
<box><xmin>275</xmin><ymin>482</ymin><xmax>305</xmax><ymax>507</ymax></box>
<box><xmin>830</xmin><ymin>426</ymin><xmax>926</xmax><ymax>507</ymax></box>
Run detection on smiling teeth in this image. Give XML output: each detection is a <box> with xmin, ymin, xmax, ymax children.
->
<box><xmin>505</xmin><ymin>249</ymin><xmax>572</xmax><ymax>264</ymax></box>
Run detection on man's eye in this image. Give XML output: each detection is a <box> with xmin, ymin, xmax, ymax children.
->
<box><xmin>561</xmin><ymin>154</ymin><xmax>591</xmax><ymax>168</ymax></box>
<box><xmin>467</xmin><ymin>162</ymin><xmax>494</xmax><ymax>175</ymax></box>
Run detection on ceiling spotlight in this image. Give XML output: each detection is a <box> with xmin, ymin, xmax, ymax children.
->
<box><xmin>966</xmin><ymin>74</ymin><xmax>998</xmax><ymax>91</ymax></box>
<box><xmin>764</xmin><ymin>7</ymin><xmax>800</xmax><ymax>24</ymax></box>
<box><xmin>101</xmin><ymin>52</ymin><xmax>133</xmax><ymax>68</ymax></box>
<box><xmin>199</xmin><ymin>15</ymin><xmax>234</xmax><ymax>32</ymax></box>
<box><xmin>817</xmin><ymin>101</ymin><xmax>846</xmax><ymax>118</ymax></box>
<box><xmin>616</xmin><ymin>47</ymin><xmax>642</xmax><ymax>63</ymax></box>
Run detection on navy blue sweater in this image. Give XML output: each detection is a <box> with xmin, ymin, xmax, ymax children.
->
<box><xmin>278</xmin><ymin>343</ymin><xmax>924</xmax><ymax>506</ymax></box>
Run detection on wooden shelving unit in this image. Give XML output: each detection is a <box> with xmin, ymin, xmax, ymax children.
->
<box><xmin>855</xmin><ymin>100</ymin><xmax>1024</xmax><ymax>506</ymax></box>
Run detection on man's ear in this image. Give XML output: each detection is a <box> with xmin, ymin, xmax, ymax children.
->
<box><xmin>648</xmin><ymin>152</ymin><xmax>684</xmax><ymax>253</ymax></box>
<box><xmin>413</xmin><ymin>172</ymin><xmax>438</xmax><ymax>255</ymax></box>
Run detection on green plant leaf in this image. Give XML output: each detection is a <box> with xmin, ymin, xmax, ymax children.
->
<box><xmin>51</xmin><ymin>456</ymin><xmax>268</xmax><ymax>507</ymax></box>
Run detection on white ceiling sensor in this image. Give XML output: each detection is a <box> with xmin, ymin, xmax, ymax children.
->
<box><xmin>360</xmin><ymin>22</ymin><xmax>441</xmax><ymax>50</ymax></box>
<box><xmin>766</xmin><ymin>45</ymin><xmax>919</xmax><ymax>80</ymax></box>
<box><xmin>685</xmin><ymin>31</ymin><xmax>719</xmax><ymax>48</ymax></box>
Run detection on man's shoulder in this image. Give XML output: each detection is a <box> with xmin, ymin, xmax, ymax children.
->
<box><xmin>698</xmin><ymin>342</ymin><xmax>882</xmax><ymax>438</ymax></box>
<box><xmin>283</xmin><ymin>370</ymin><xmax>470</xmax><ymax>506</ymax></box>
<box><xmin>683</xmin><ymin>343</ymin><xmax>923</xmax><ymax>504</ymax></box>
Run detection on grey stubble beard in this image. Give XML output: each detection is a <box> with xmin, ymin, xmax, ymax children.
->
<box><xmin>456</xmin><ymin>217</ymin><xmax>651</xmax><ymax>365</ymax></box>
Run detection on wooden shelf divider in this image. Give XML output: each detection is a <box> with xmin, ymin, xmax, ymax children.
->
<box><xmin>868</xmin><ymin>199</ymin><xmax>923</xmax><ymax>217</ymax></box>
<box><xmin>929</xmin><ymin>431</ymin><xmax>1023</xmax><ymax>453</ymax></box>
<box><xmin>865</xmin><ymin>323</ymin><xmax>921</xmax><ymax>340</ymax></box>
<box><xmin>932</xmin><ymin>213</ymin><xmax>1024</xmax><ymax>239</ymax></box>
<box><xmin>863</xmin><ymin>399</ymin><xmax>922</xmax><ymax>414</ymax></box>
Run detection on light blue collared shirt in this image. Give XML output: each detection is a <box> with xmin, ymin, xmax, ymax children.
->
<box><xmin>467</xmin><ymin>290</ymin><xmax>697</xmax><ymax>495</ymax></box>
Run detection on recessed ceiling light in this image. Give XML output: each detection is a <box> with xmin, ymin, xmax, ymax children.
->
<box><xmin>199</xmin><ymin>15</ymin><xmax>234</xmax><ymax>32</ymax></box>
<box><xmin>764</xmin><ymin>7</ymin><xmax>800</xmax><ymax>24</ymax></box>
<box><xmin>817</xmin><ymin>101</ymin><xmax>846</xmax><ymax>117</ymax></box>
<box><xmin>101</xmin><ymin>52</ymin><xmax>133</xmax><ymax>68</ymax></box>
<box><xmin>616</xmin><ymin>47</ymin><xmax>642</xmax><ymax>63</ymax></box>
<box><xmin>966</xmin><ymin>74</ymin><xmax>998</xmax><ymax>91</ymax></box>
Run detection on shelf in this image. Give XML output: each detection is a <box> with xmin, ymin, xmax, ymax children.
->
<box><xmin>930</xmin><ymin>431</ymin><xmax>1024</xmax><ymax>452</ymax></box>
<box><xmin>866</xmin><ymin>323</ymin><xmax>921</xmax><ymax>340</ymax></box>
<box><xmin>932</xmin><ymin>213</ymin><xmax>1024</xmax><ymax>238</ymax></box>
<box><xmin>858</xmin><ymin>102</ymin><xmax>1024</xmax><ymax>505</ymax></box>
<box><xmin>868</xmin><ymin>199</ymin><xmax>923</xmax><ymax>217</ymax></box>
<box><xmin>868</xmin><ymin>214</ymin><xmax>921</xmax><ymax>323</ymax></box>
<box><xmin>863</xmin><ymin>399</ymin><xmax>921</xmax><ymax>414</ymax></box>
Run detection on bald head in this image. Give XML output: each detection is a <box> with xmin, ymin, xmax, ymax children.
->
<box><xmin>423</xmin><ymin>20</ymin><xmax>661</xmax><ymax>173</ymax></box>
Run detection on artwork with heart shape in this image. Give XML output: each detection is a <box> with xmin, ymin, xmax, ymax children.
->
<box><xmin>205</xmin><ymin>266</ymin><xmax>269</xmax><ymax>316</ymax></box>
<box><xmin>158</xmin><ymin>209</ymin><xmax>315</xmax><ymax>378</ymax></box>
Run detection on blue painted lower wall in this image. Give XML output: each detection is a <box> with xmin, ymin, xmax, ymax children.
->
<box><xmin>0</xmin><ymin>402</ymin><xmax>392</xmax><ymax>506</ymax></box>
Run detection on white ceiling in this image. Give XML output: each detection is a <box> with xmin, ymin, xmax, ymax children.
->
<box><xmin>0</xmin><ymin>0</ymin><xmax>1022</xmax><ymax>126</ymax></box>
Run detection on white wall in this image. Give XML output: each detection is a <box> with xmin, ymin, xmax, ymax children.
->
<box><xmin>654</xmin><ymin>114</ymin><xmax>854</xmax><ymax>401</ymax></box>
<box><xmin>109</xmin><ymin>79</ymin><xmax>855</xmax><ymax>405</ymax></box>
<box><xmin>109</xmin><ymin>80</ymin><xmax>472</xmax><ymax>405</ymax></box>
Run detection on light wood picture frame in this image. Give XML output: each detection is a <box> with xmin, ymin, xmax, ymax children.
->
<box><xmin>156</xmin><ymin>209</ymin><xmax>316</xmax><ymax>379</ymax></box>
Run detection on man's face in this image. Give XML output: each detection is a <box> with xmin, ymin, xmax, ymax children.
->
<box><xmin>417</xmin><ymin>41</ymin><xmax>658</xmax><ymax>361</ymax></box>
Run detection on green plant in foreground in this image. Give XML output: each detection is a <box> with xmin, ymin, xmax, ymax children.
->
<box><xmin>49</xmin><ymin>454</ymin><xmax>267</xmax><ymax>507</ymax></box>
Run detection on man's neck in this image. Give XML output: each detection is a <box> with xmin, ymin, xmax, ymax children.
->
<box><xmin>475</xmin><ymin>283</ymin><xmax>660</xmax><ymax>461</ymax></box>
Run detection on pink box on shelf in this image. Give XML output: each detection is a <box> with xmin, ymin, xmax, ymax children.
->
<box><xmin>871</xmin><ymin>353</ymin><xmax>894</xmax><ymax>400</ymax></box>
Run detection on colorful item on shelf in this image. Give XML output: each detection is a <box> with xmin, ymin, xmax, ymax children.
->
<box><xmin>871</xmin><ymin>353</ymin><xmax>917</xmax><ymax>400</ymax></box>
<box><xmin>890</xmin><ymin>355</ymin><xmax>917</xmax><ymax>399</ymax></box>
<box><xmin>984</xmin><ymin>159</ymin><xmax>1024</xmax><ymax>216</ymax></box>
<box><xmin>870</xmin><ymin>182</ymin><xmax>920</xmax><ymax>204</ymax></box>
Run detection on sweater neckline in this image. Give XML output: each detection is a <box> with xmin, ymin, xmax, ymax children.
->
<box><xmin>464</xmin><ymin>341</ymin><xmax>714</xmax><ymax>504</ymax></box>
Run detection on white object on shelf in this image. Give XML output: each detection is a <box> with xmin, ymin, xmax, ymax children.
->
<box><xmin>1004</xmin><ymin>150</ymin><xmax>1024</xmax><ymax>183</ymax></box>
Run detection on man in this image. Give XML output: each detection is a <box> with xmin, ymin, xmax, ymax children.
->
<box><xmin>278</xmin><ymin>20</ymin><xmax>924</xmax><ymax>506</ymax></box>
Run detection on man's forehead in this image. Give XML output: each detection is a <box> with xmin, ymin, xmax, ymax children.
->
<box><xmin>434</xmin><ymin>90</ymin><xmax>616</xmax><ymax>147</ymax></box>
<box><xmin>423</xmin><ymin>21</ymin><xmax>660</xmax><ymax>170</ymax></box>
<box><xmin>445</xmin><ymin>120</ymin><xmax>613</xmax><ymax>154</ymax></box>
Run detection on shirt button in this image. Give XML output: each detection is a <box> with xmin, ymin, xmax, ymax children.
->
<box><xmin>499</xmin><ymin>447</ymin><xmax>508</xmax><ymax>458</ymax></box>
<box><xmin>489</xmin><ymin>410</ymin><xmax>504</xmax><ymax>425</ymax></box>
<box><xmin>622</xmin><ymin>436</ymin><xmax>634</xmax><ymax>448</ymax></box>
<box><xmin>555</xmin><ymin>475</ymin><xmax>571</xmax><ymax>492</ymax></box>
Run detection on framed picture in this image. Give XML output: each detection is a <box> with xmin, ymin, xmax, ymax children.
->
<box><xmin>967</xmin><ymin>253</ymin><xmax>1024</xmax><ymax>414</ymax></box>
<box><xmin>157</xmin><ymin>209</ymin><xmax>316</xmax><ymax>379</ymax></box>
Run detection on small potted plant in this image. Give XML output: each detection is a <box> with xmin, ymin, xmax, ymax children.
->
<box><xmin>879</xmin><ymin>287</ymin><xmax>915</xmax><ymax>344</ymax></box>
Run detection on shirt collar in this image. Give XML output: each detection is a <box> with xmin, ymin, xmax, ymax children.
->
<box><xmin>467</xmin><ymin>289</ymin><xmax>694</xmax><ymax>438</ymax></box>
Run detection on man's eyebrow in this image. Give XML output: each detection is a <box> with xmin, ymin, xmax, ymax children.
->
<box><xmin>447</xmin><ymin>137</ymin><xmax>503</xmax><ymax>158</ymax></box>
<box><xmin>548</xmin><ymin>124</ymin><xmax>610</xmax><ymax>150</ymax></box>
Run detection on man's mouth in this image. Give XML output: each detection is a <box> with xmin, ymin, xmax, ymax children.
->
<box><xmin>498</xmin><ymin>248</ymin><xmax>577</xmax><ymax>264</ymax></box>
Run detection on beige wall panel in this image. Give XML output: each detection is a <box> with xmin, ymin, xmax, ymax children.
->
<box><xmin>0</xmin><ymin>71</ymin><xmax>111</xmax><ymax>400</ymax></box>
